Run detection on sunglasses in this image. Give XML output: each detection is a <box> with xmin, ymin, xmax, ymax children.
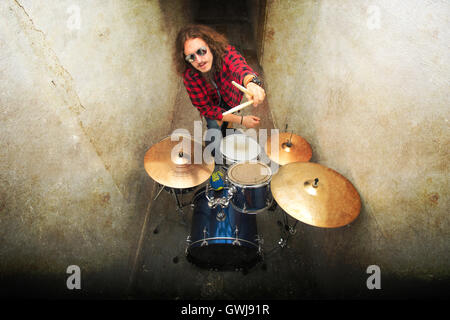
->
<box><xmin>185</xmin><ymin>46</ymin><xmax>207</xmax><ymax>63</ymax></box>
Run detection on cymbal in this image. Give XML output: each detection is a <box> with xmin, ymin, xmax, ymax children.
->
<box><xmin>265</xmin><ymin>132</ymin><xmax>312</xmax><ymax>165</ymax></box>
<box><xmin>144</xmin><ymin>136</ymin><xmax>214</xmax><ymax>189</ymax></box>
<box><xmin>271</xmin><ymin>162</ymin><xmax>361</xmax><ymax>228</ymax></box>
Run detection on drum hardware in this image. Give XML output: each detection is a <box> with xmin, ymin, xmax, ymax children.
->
<box><xmin>204</xmin><ymin>183</ymin><xmax>236</xmax><ymax>221</ymax></box>
<box><xmin>153</xmin><ymin>183</ymin><xmax>193</xmax><ymax>224</ymax></box>
<box><xmin>282</xmin><ymin>210</ymin><xmax>298</xmax><ymax>235</ymax></box>
<box><xmin>278</xmin><ymin>238</ymin><xmax>288</xmax><ymax>248</ymax></box>
<box><xmin>255</xmin><ymin>235</ymin><xmax>264</xmax><ymax>257</ymax></box>
<box><xmin>153</xmin><ymin>184</ymin><xmax>165</xmax><ymax>201</ymax></box>
<box><xmin>201</xmin><ymin>227</ymin><xmax>209</xmax><ymax>247</ymax></box>
<box><xmin>277</xmin><ymin>229</ymin><xmax>297</xmax><ymax>248</ymax></box>
<box><xmin>232</xmin><ymin>227</ymin><xmax>241</xmax><ymax>246</ymax></box>
<box><xmin>185</xmin><ymin>235</ymin><xmax>192</xmax><ymax>256</ymax></box>
<box><xmin>170</xmin><ymin>187</ymin><xmax>186</xmax><ymax>223</ymax></box>
<box><xmin>277</xmin><ymin>211</ymin><xmax>299</xmax><ymax>248</ymax></box>
<box><xmin>205</xmin><ymin>183</ymin><xmax>236</xmax><ymax>209</ymax></box>
<box><xmin>268</xmin><ymin>200</ymin><xmax>278</xmax><ymax>211</ymax></box>
<box><xmin>216</xmin><ymin>208</ymin><xmax>226</xmax><ymax>222</ymax></box>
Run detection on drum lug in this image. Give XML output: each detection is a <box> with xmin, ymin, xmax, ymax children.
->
<box><xmin>201</xmin><ymin>227</ymin><xmax>209</xmax><ymax>247</ymax></box>
<box><xmin>228</xmin><ymin>185</ymin><xmax>237</xmax><ymax>197</ymax></box>
<box><xmin>232</xmin><ymin>227</ymin><xmax>241</xmax><ymax>246</ymax></box>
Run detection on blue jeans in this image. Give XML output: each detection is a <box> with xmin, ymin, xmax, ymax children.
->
<box><xmin>204</xmin><ymin>118</ymin><xmax>232</xmax><ymax>161</ymax></box>
<box><xmin>205</xmin><ymin>117</ymin><xmax>222</xmax><ymax>131</ymax></box>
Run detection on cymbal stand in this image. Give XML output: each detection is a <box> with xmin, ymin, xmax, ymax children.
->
<box><xmin>278</xmin><ymin>210</ymin><xmax>298</xmax><ymax>248</ymax></box>
<box><xmin>153</xmin><ymin>183</ymin><xmax>165</xmax><ymax>201</ymax></box>
<box><xmin>153</xmin><ymin>183</ymin><xmax>189</xmax><ymax>225</ymax></box>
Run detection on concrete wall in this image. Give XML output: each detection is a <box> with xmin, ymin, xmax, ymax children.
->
<box><xmin>246</xmin><ymin>0</ymin><xmax>267</xmax><ymax>63</ymax></box>
<box><xmin>0</xmin><ymin>0</ymin><xmax>188</xmax><ymax>297</ymax></box>
<box><xmin>262</xmin><ymin>0</ymin><xmax>449</xmax><ymax>293</ymax></box>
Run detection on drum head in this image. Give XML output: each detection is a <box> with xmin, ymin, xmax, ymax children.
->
<box><xmin>227</xmin><ymin>162</ymin><xmax>272</xmax><ymax>186</ymax></box>
<box><xmin>220</xmin><ymin>134</ymin><xmax>261</xmax><ymax>162</ymax></box>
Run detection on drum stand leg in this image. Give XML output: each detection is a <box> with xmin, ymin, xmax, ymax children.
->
<box><xmin>153</xmin><ymin>183</ymin><xmax>165</xmax><ymax>201</ymax></box>
<box><xmin>169</xmin><ymin>188</ymin><xmax>187</xmax><ymax>225</ymax></box>
<box><xmin>268</xmin><ymin>200</ymin><xmax>278</xmax><ymax>211</ymax></box>
<box><xmin>283</xmin><ymin>211</ymin><xmax>298</xmax><ymax>235</ymax></box>
<box><xmin>153</xmin><ymin>184</ymin><xmax>188</xmax><ymax>225</ymax></box>
<box><xmin>278</xmin><ymin>211</ymin><xmax>298</xmax><ymax>248</ymax></box>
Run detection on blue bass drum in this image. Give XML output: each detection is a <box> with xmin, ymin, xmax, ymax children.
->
<box><xmin>186</xmin><ymin>187</ymin><xmax>262</xmax><ymax>270</ymax></box>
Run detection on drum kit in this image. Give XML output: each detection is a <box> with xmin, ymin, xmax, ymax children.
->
<box><xmin>144</xmin><ymin>129</ymin><xmax>361</xmax><ymax>271</ymax></box>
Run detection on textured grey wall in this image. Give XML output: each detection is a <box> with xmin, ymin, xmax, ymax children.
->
<box><xmin>262</xmin><ymin>0</ymin><xmax>449</xmax><ymax>289</ymax></box>
<box><xmin>0</xmin><ymin>0</ymin><xmax>187</xmax><ymax>296</ymax></box>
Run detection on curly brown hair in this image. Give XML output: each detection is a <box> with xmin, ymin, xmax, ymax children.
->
<box><xmin>174</xmin><ymin>24</ymin><xmax>229</xmax><ymax>76</ymax></box>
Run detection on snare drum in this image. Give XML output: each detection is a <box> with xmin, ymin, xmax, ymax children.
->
<box><xmin>227</xmin><ymin>162</ymin><xmax>273</xmax><ymax>214</ymax></box>
<box><xmin>186</xmin><ymin>187</ymin><xmax>262</xmax><ymax>270</ymax></box>
<box><xmin>219</xmin><ymin>133</ymin><xmax>261</xmax><ymax>167</ymax></box>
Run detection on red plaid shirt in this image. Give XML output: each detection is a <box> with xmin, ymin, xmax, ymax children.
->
<box><xmin>183</xmin><ymin>45</ymin><xmax>257</xmax><ymax>120</ymax></box>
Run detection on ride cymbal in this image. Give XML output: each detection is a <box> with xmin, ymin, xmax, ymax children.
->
<box><xmin>144</xmin><ymin>136</ymin><xmax>214</xmax><ymax>189</ymax></box>
<box><xmin>265</xmin><ymin>132</ymin><xmax>312</xmax><ymax>165</ymax></box>
<box><xmin>271</xmin><ymin>162</ymin><xmax>361</xmax><ymax>228</ymax></box>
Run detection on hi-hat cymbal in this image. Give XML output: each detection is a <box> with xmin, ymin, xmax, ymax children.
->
<box><xmin>271</xmin><ymin>162</ymin><xmax>361</xmax><ymax>228</ymax></box>
<box><xmin>144</xmin><ymin>136</ymin><xmax>214</xmax><ymax>189</ymax></box>
<box><xmin>265</xmin><ymin>132</ymin><xmax>312</xmax><ymax>165</ymax></box>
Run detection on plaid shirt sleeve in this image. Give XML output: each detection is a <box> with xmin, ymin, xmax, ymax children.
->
<box><xmin>224</xmin><ymin>46</ymin><xmax>256</xmax><ymax>86</ymax></box>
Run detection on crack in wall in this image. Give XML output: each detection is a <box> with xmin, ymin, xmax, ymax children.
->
<box><xmin>11</xmin><ymin>0</ymin><xmax>124</xmax><ymax>199</ymax></box>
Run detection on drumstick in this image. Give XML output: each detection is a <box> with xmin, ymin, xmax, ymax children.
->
<box><xmin>232</xmin><ymin>81</ymin><xmax>253</xmax><ymax>96</ymax></box>
<box><xmin>222</xmin><ymin>100</ymin><xmax>254</xmax><ymax>115</ymax></box>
